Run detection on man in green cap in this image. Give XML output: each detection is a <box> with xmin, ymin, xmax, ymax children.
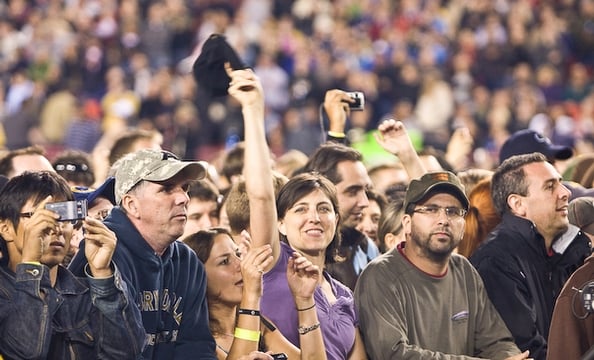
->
<box><xmin>355</xmin><ymin>171</ymin><xmax>529</xmax><ymax>360</ymax></box>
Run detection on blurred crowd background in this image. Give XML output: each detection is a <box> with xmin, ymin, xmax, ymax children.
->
<box><xmin>2</xmin><ymin>0</ymin><xmax>594</xmax><ymax>171</ymax></box>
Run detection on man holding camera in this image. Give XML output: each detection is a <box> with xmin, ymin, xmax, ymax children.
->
<box><xmin>69</xmin><ymin>149</ymin><xmax>217</xmax><ymax>359</ymax></box>
<box><xmin>0</xmin><ymin>171</ymin><xmax>145</xmax><ymax>359</ymax></box>
<box><xmin>299</xmin><ymin>89</ymin><xmax>380</xmax><ymax>290</ymax></box>
<box><xmin>355</xmin><ymin>171</ymin><xmax>529</xmax><ymax>359</ymax></box>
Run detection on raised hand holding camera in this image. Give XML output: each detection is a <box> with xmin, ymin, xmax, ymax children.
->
<box><xmin>83</xmin><ymin>217</ymin><xmax>117</xmax><ymax>278</ymax></box>
<box><xmin>20</xmin><ymin>196</ymin><xmax>62</xmax><ymax>264</ymax></box>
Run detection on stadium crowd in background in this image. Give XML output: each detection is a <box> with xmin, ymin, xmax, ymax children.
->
<box><xmin>2</xmin><ymin>0</ymin><xmax>594</xmax><ymax>172</ymax></box>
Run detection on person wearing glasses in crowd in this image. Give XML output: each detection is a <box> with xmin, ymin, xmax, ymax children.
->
<box><xmin>0</xmin><ymin>171</ymin><xmax>145</xmax><ymax>359</ymax></box>
<box><xmin>68</xmin><ymin>149</ymin><xmax>217</xmax><ymax>359</ymax></box>
<box><xmin>355</xmin><ymin>171</ymin><xmax>529</xmax><ymax>360</ymax></box>
<box><xmin>52</xmin><ymin>149</ymin><xmax>96</xmax><ymax>187</ymax></box>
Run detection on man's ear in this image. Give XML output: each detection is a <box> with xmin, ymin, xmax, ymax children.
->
<box><xmin>0</xmin><ymin>219</ymin><xmax>16</xmax><ymax>242</ymax></box>
<box><xmin>121</xmin><ymin>194</ymin><xmax>140</xmax><ymax>218</ymax></box>
<box><xmin>402</xmin><ymin>214</ymin><xmax>412</xmax><ymax>237</ymax></box>
<box><xmin>507</xmin><ymin>194</ymin><xmax>526</xmax><ymax>217</ymax></box>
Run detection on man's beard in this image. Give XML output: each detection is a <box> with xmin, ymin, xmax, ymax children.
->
<box><xmin>410</xmin><ymin>229</ymin><xmax>456</xmax><ymax>263</ymax></box>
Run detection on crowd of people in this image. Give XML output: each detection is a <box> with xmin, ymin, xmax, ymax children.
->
<box><xmin>2</xmin><ymin>0</ymin><xmax>594</xmax><ymax>167</ymax></box>
<box><xmin>3</xmin><ymin>0</ymin><xmax>594</xmax><ymax>359</ymax></box>
<box><xmin>0</xmin><ymin>66</ymin><xmax>593</xmax><ymax>359</ymax></box>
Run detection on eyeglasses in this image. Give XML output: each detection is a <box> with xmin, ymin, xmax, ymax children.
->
<box><xmin>412</xmin><ymin>205</ymin><xmax>467</xmax><ymax>219</ymax></box>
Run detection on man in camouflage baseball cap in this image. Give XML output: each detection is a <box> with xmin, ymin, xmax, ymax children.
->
<box><xmin>113</xmin><ymin>149</ymin><xmax>207</xmax><ymax>204</ymax></box>
<box><xmin>68</xmin><ymin>148</ymin><xmax>217</xmax><ymax>358</ymax></box>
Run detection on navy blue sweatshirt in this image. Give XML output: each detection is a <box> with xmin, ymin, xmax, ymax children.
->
<box><xmin>69</xmin><ymin>207</ymin><xmax>216</xmax><ymax>359</ymax></box>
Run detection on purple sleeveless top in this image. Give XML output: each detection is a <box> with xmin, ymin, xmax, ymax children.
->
<box><xmin>261</xmin><ymin>242</ymin><xmax>358</xmax><ymax>360</ymax></box>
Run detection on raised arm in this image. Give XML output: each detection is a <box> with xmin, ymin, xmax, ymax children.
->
<box><xmin>323</xmin><ymin>89</ymin><xmax>353</xmax><ymax>142</ymax></box>
<box><xmin>445</xmin><ymin>127</ymin><xmax>474</xmax><ymax>172</ymax></box>
<box><xmin>226</xmin><ymin>64</ymin><xmax>280</xmax><ymax>268</ymax></box>
<box><xmin>375</xmin><ymin>119</ymin><xmax>426</xmax><ymax>180</ymax></box>
<box><xmin>224</xmin><ymin>244</ymin><xmax>274</xmax><ymax>359</ymax></box>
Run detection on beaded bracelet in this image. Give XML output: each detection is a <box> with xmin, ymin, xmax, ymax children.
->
<box><xmin>237</xmin><ymin>308</ymin><xmax>260</xmax><ymax>316</ymax></box>
<box><xmin>298</xmin><ymin>322</ymin><xmax>321</xmax><ymax>335</ymax></box>
<box><xmin>234</xmin><ymin>327</ymin><xmax>260</xmax><ymax>342</ymax></box>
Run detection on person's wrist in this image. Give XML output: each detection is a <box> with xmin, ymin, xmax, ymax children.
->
<box><xmin>87</xmin><ymin>263</ymin><xmax>114</xmax><ymax>279</ymax></box>
<box><xmin>21</xmin><ymin>261</ymin><xmax>41</xmax><ymax>266</ymax></box>
<box><xmin>242</xmin><ymin>103</ymin><xmax>265</xmax><ymax>114</ymax></box>
<box><xmin>294</xmin><ymin>295</ymin><xmax>314</xmax><ymax>306</ymax></box>
<box><xmin>328</xmin><ymin>130</ymin><xmax>346</xmax><ymax>138</ymax></box>
<box><xmin>241</xmin><ymin>291</ymin><xmax>262</xmax><ymax>305</ymax></box>
<box><xmin>295</xmin><ymin>297</ymin><xmax>316</xmax><ymax>311</ymax></box>
<box><xmin>21</xmin><ymin>254</ymin><xmax>41</xmax><ymax>264</ymax></box>
<box><xmin>395</xmin><ymin>147</ymin><xmax>416</xmax><ymax>160</ymax></box>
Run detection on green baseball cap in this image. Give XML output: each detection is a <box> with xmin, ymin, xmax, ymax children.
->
<box><xmin>403</xmin><ymin>171</ymin><xmax>469</xmax><ymax>214</ymax></box>
<box><xmin>114</xmin><ymin>149</ymin><xmax>207</xmax><ymax>204</ymax></box>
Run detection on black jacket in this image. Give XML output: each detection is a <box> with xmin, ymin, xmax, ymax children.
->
<box><xmin>470</xmin><ymin>213</ymin><xmax>591</xmax><ymax>360</ymax></box>
<box><xmin>326</xmin><ymin>227</ymin><xmax>377</xmax><ymax>290</ymax></box>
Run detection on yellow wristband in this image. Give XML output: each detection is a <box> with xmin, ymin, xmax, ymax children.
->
<box><xmin>234</xmin><ymin>327</ymin><xmax>260</xmax><ymax>342</ymax></box>
<box><xmin>22</xmin><ymin>261</ymin><xmax>41</xmax><ymax>266</ymax></box>
<box><xmin>328</xmin><ymin>131</ymin><xmax>346</xmax><ymax>138</ymax></box>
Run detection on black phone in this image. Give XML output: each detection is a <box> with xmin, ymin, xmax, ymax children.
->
<box><xmin>271</xmin><ymin>353</ymin><xmax>288</xmax><ymax>360</ymax></box>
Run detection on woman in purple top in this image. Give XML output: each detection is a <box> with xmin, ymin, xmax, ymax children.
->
<box><xmin>237</xmin><ymin>65</ymin><xmax>367</xmax><ymax>359</ymax></box>
<box><xmin>260</xmin><ymin>174</ymin><xmax>366</xmax><ymax>360</ymax></box>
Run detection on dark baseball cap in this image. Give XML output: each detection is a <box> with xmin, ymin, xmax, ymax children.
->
<box><xmin>499</xmin><ymin>129</ymin><xmax>573</xmax><ymax>164</ymax></box>
<box><xmin>568</xmin><ymin>196</ymin><xmax>594</xmax><ymax>235</ymax></box>
<box><xmin>192</xmin><ymin>33</ymin><xmax>248</xmax><ymax>98</ymax></box>
<box><xmin>403</xmin><ymin>171</ymin><xmax>469</xmax><ymax>214</ymax></box>
<box><xmin>72</xmin><ymin>177</ymin><xmax>116</xmax><ymax>206</ymax></box>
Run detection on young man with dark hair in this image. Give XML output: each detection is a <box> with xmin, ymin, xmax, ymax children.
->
<box><xmin>180</xmin><ymin>179</ymin><xmax>221</xmax><ymax>239</ymax></box>
<box><xmin>0</xmin><ymin>171</ymin><xmax>145</xmax><ymax>359</ymax></box>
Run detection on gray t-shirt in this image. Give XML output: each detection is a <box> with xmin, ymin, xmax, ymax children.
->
<box><xmin>354</xmin><ymin>242</ymin><xmax>520</xmax><ymax>360</ymax></box>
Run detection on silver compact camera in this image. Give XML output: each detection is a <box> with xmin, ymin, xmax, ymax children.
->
<box><xmin>346</xmin><ymin>91</ymin><xmax>365</xmax><ymax>111</ymax></box>
<box><xmin>45</xmin><ymin>200</ymin><xmax>88</xmax><ymax>222</ymax></box>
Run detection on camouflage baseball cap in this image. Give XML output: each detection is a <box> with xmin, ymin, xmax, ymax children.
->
<box><xmin>114</xmin><ymin>149</ymin><xmax>207</xmax><ymax>204</ymax></box>
<box><xmin>403</xmin><ymin>171</ymin><xmax>469</xmax><ymax>214</ymax></box>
